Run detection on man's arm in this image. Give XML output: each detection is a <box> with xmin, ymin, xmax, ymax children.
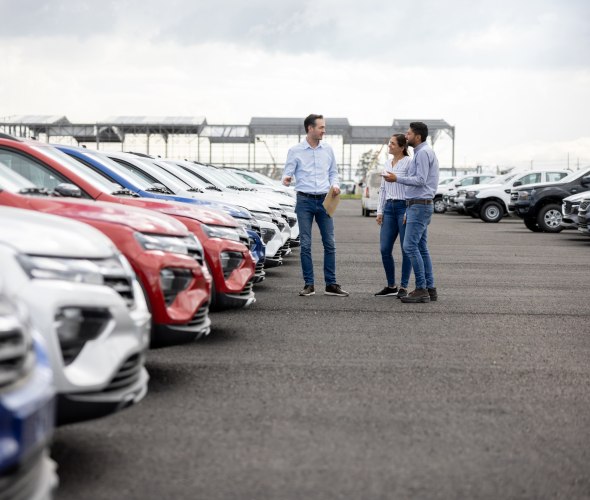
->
<box><xmin>282</xmin><ymin>148</ymin><xmax>297</xmax><ymax>186</ymax></box>
<box><xmin>395</xmin><ymin>151</ymin><xmax>429</xmax><ymax>187</ymax></box>
<box><xmin>328</xmin><ymin>148</ymin><xmax>340</xmax><ymax>195</ymax></box>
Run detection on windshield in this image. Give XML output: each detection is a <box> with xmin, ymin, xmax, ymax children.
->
<box><xmin>556</xmin><ymin>167</ymin><xmax>590</xmax><ymax>184</ymax></box>
<box><xmin>33</xmin><ymin>145</ymin><xmax>123</xmax><ymax>192</ymax></box>
<box><xmin>439</xmin><ymin>177</ymin><xmax>455</xmax><ymax>185</ymax></box>
<box><xmin>203</xmin><ymin>166</ymin><xmax>247</xmax><ymax>188</ymax></box>
<box><xmin>83</xmin><ymin>150</ymin><xmax>158</xmax><ymax>190</ymax></box>
<box><xmin>153</xmin><ymin>160</ymin><xmax>209</xmax><ymax>189</ymax></box>
<box><xmin>108</xmin><ymin>155</ymin><xmax>191</xmax><ymax>193</ymax></box>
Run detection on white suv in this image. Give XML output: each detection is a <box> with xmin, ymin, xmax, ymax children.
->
<box><xmin>0</xmin><ymin>207</ymin><xmax>151</xmax><ymax>425</ymax></box>
<box><xmin>462</xmin><ymin>170</ymin><xmax>570</xmax><ymax>222</ymax></box>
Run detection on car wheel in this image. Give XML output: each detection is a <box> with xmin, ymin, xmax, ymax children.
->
<box><xmin>434</xmin><ymin>198</ymin><xmax>446</xmax><ymax>214</ymax></box>
<box><xmin>481</xmin><ymin>201</ymin><xmax>503</xmax><ymax>223</ymax></box>
<box><xmin>524</xmin><ymin>217</ymin><xmax>542</xmax><ymax>232</ymax></box>
<box><xmin>537</xmin><ymin>203</ymin><xmax>563</xmax><ymax>233</ymax></box>
<box><xmin>361</xmin><ymin>206</ymin><xmax>366</xmax><ymax>216</ymax></box>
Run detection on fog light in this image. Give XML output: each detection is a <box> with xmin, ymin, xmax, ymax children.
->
<box><xmin>160</xmin><ymin>268</ymin><xmax>194</xmax><ymax>306</ymax></box>
<box><xmin>220</xmin><ymin>251</ymin><xmax>243</xmax><ymax>278</ymax></box>
<box><xmin>55</xmin><ymin>307</ymin><xmax>111</xmax><ymax>364</ymax></box>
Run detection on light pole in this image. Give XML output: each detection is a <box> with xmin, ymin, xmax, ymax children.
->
<box><xmin>256</xmin><ymin>136</ymin><xmax>278</xmax><ymax>179</ymax></box>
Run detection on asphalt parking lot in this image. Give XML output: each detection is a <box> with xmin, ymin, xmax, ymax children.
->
<box><xmin>52</xmin><ymin>199</ymin><xmax>590</xmax><ymax>500</ymax></box>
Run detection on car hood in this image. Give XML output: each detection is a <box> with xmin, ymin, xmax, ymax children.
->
<box><xmin>28</xmin><ymin>197</ymin><xmax>189</xmax><ymax>236</ymax></box>
<box><xmin>0</xmin><ymin>206</ymin><xmax>115</xmax><ymax>258</ymax></box>
<box><xmin>117</xmin><ymin>197</ymin><xmax>239</xmax><ymax>227</ymax></box>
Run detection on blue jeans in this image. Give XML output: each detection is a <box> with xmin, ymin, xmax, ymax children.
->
<box><xmin>380</xmin><ymin>200</ymin><xmax>411</xmax><ymax>288</ymax></box>
<box><xmin>402</xmin><ymin>203</ymin><xmax>434</xmax><ymax>289</ymax></box>
<box><xmin>295</xmin><ymin>194</ymin><xmax>336</xmax><ymax>286</ymax></box>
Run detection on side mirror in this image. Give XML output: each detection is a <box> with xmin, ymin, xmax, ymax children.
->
<box><xmin>581</xmin><ymin>175</ymin><xmax>590</xmax><ymax>186</ymax></box>
<box><xmin>513</xmin><ymin>181</ymin><xmax>522</xmax><ymax>187</ymax></box>
<box><xmin>54</xmin><ymin>183</ymin><xmax>82</xmax><ymax>198</ymax></box>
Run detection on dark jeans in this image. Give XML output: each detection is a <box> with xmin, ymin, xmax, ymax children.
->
<box><xmin>402</xmin><ymin>203</ymin><xmax>434</xmax><ymax>289</ymax></box>
<box><xmin>380</xmin><ymin>199</ymin><xmax>411</xmax><ymax>288</ymax></box>
<box><xmin>295</xmin><ymin>194</ymin><xmax>336</xmax><ymax>286</ymax></box>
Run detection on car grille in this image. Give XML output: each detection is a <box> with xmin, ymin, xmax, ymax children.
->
<box><xmin>562</xmin><ymin>200</ymin><xmax>572</xmax><ymax>215</ymax></box>
<box><xmin>187</xmin><ymin>247</ymin><xmax>204</xmax><ymax>266</ymax></box>
<box><xmin>239</xmin><ymin>279</ymin><xmax>254</xmax><ymax>297</ymax></box>
<box><xmin>279</xmin><ymin>240</ymin><xmax>291</xmax><ymax>256</ymax></box>
<box><xmin>510</xmin><ymin>192</ymin><xmax>519</xmax><ymax>202</ymax></box>
<box><xmin>289</xmin><ymin>235</ymin><xmax>300</xmax><ymax>248</ymax></box>
<box><xmin>103</xmin><ymin>274</ymin><xmax>135</xmax><ymax>309</ymax></box>
<box><xmin>185</xmin><ymin>304</ymin><xmax>209</xmax><ymax>328</ymax></box>
<box><xmin>255</xmin><ymin>261</ymin><xmax>265</xmax><ymax>276</ymax></box>
<box><xmin>0</xmin><ymin>313</ymin><xmax>34</xmax><ymax>390</ymax></box>
<box><xmin>239</xmin><ymin>235</ymin><xmax>251</xmax><ymax>249</ymax></box>
<box><xmin>103</xmin><ymin>353</ymin><xmax>144</xmax><ymax>392</ymax></box>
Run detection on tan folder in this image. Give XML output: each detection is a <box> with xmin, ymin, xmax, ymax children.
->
<box><xmin>323</xmin><ymin>187</ymin><xmax>341</xmax><ymax>217</ymax></box>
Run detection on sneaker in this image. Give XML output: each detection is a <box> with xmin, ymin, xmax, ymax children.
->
<box><xmin>400</xmin><ymin>288</ymin><xmax>430</xmax><ymax>303</ymax></box>
<box><xmin>396</xmin><ymin>288</ymin><xmax>408</xmax><ymax>299</ymax></box>
<box><xmin>324</xmin><ymin>284</ymin><xmax>349</xmax><ymax>297</ymax></box>
<box><xmin>299</xmin><ymin>285</ymin><xmax>315</xmax><ymax>296</ymax></box>
<box><xmin>374</xmin><ymin>286</ymin><xmax>398</xmax><ymax>297</ymax></box>
<box><xmin>428</xmin><ymin>287</ymin><xmax>438</xmax><ymax>302</ymax></box>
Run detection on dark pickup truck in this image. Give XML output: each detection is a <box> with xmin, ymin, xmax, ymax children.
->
<box><xmin>509</xmin><ymin>167</ymin><xmax>590</xmax><ymax>232</ymax></box>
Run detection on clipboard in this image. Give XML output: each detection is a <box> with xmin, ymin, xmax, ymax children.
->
<box><xmin>322</xmin><ymin>186</ymin><xmax>341</xmax><ymax>217</ymax></box>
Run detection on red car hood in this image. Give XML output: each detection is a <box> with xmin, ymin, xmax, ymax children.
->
<box><xmin>18</xmin><ymin>195</ymin><xmax>189</xmax><ymax>236</ymax></box>
<box><xmin>107</xmin><ymin>196</ymin><xmax>239</xmax><ymax>227</ymax></box>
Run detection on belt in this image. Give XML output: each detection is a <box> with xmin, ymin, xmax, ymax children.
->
<box><xmin>297</xmin><ymin>191</ymin><xmax>327</xmax><ymax>199</ymax></box>
<box><xmin>386</xmin><ymin>199</ymin><xmax>405</xmax><ymax>202</ymax></box>
<box><xmin>406</xmin><ymin>199</ymin><xmax>433</xmax><ymax>206</ymax></box>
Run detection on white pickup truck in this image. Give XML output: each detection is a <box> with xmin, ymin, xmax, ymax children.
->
<box><xmin>462</xmin><ymin>169</ymin><xmax>570</xmax><ymax>222</ymax></box>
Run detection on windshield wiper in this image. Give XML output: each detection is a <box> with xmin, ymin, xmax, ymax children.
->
<box><xmin>18</xmin><ymin>187</ymin><xmax>50</xmax><ymax>196</ymax></box>
<box><xmin>111</xmin><ymin>188</ymin><xmax>140</xmax><ymax>197</ymax></box>
<box><xmin>146</xmin><ymin>186</ymin><xmax>173</xmax><ymax>194</ymax></box>
<box><xmin>187</xmin><ymin>187</ymin><xmax>204</xmax><ymax>193</ymax></box>
<box><xmin>205</xmin><ymin>186</ymin><xmax>222</xmax><ymax>192</ymax></box>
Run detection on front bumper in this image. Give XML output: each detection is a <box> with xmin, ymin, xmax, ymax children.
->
<box><xmin>463</xmin><ymin>198</ymin><xmax>482</xmax><ymax>213</ymax></box>
<box><xmin>512</xmin><ymin>201</ymin><xmax>532</xmax><ymax>218</ymax></box>
<box><xmin>0</xmin><ymin>449</ymin><xmax>58</xmax><ymax>500</ymax></box>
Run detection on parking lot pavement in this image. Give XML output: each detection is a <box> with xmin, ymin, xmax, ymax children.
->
<box><xmin>53</xmin><ymin>200</ymin><xmax>590</xmax><ymax>500</ymax></box>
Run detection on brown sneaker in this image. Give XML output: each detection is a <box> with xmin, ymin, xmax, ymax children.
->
<box><xmin>400</xmin><ymin>288</ymin><xmax>430</xmax><ymax>303</ymax></box>
<box><xmin>324</xmin><ymin>284</ymin><xmax>349</xmax><ymax>297</ymax></box>
<box><xmin>428</xmin><ymin>287</ymin><xmax>438</xmax><ymax>301</ymax></box>
<box><xmin>299</xmin><ymin>285</ymin><xmax>315</xmax><ymax>296</ymax></box>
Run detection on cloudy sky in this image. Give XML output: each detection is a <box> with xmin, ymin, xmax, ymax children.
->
<box><xmin>1</xmin><ymin>0</ymin><xmax>589</xmax><ymax>169</ymax></box>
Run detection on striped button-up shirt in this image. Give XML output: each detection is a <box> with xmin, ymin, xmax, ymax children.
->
<box><xmin>282</xmin><ymin>139</ymin><xmax>339</xmax><ymax>194</ymax></box>
<box><xmin>377</xmin><ymin>156</ymin><xmax>411</xmax><ymax>215</ymax></box>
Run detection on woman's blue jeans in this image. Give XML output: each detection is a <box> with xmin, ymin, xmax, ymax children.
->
<box><xmin>295</xmin><ymin>194</ymin><xmax>336</xmax><ymax>286</ymax></box>
<box><xmin>380</xmin><ymin>199</ymin><xmax>411</xmax><ymax>288</ymax></box>
<box><xmin>402</xmin><ymin>203</ymin><xmax>434</xmax><ymax>290</ymax></box>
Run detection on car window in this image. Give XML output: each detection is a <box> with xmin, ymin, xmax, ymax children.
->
<box><xmin>459</xmin><ymin>178</ymin><xmax>475</xmax><ymax>186</ymax></box>
<box><xmin>0</xmin><ymin>148</ymin><xmax>90</xmax><ymax>196</ymax></box>
<box><xmin>518</xmin><ymin>173</ymin><xmax>541</xmax><ymax>185</ymax></box>
<box><xmin>546</xmin><ymin>172</ymin><xmax>568</xmax><ymax>182</ymax></box>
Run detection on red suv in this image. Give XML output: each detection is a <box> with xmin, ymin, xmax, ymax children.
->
<box><xmin>0</xmin><ymin>156</ymin><xmax>211</xmax><ymax>345</ymax></box>
<box><xmin>0</xmin><ymin>136</ymin><xmax>255</xmax><ymax>310</ymax></box>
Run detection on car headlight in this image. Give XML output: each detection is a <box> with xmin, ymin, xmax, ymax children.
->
<box><xmin>16</xmin><ymin>254</ymin><xmax>117</xmax><ymax>284</ymax></box>
<box><xmin>236</xmin><ymin>218</ymin><xmax>253</xmax><ymax>231</ymax></box>
<box><xmin>466</xmin><ymin>190</ymin><xmax>479</xmax><ymax>198</ymax></box>
<box><xmin>518</xmin><ymin>191</ymin><xmax>530</xmax><ymax>200</ymax></box>
<box><xmin>220</xmin><ymin>251</ymin><xmax>244</xmax><ymax>278</ymax></box>
<box><xmin>261</xmin><ymin>227</ymin><xmax>276</xmax><ymax>244</ymax></box>
<box><xmin>201</xmin><ymin>224</ymin><xmax>244</xmax><ymax>242</ymax></box>
<box><xmin>135</xmin><ymin>232</ymin><xmax>190</xmax><ymax>254</ymax></box>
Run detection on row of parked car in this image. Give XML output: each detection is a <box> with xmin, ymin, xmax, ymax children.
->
<box><xmin>0</xmin><ymin>133</ymin><xmax>299</xmax><ymax>498</ymax></box>
<box><xmin>434</xmin><ymin>166</ymin><xmax>590</xmax><ymax>233</ymax></box>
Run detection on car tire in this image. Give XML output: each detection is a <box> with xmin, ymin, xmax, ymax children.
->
<box><xmin>434</xmin><ymin>198</ymin><xmax>446</xmax><ymax>214</ymax></box>
<box><xmin>480</xmin><ymin>201</ymin><xmax>503</xmax><ymax>223</ymax></box>
<box><xmin>361</xmin><ymin>206</ymin><xmax>366</xmax><ymax>216</ymax></box>
<box><xmin>537</xmin><ymin>203</ymin><xmax>563</xmax><ymax>232</ymax></box>
<box><xmin>524</xmin><ymin>217</ymin><xmax>542</xmax><ymax>232</ymax></box>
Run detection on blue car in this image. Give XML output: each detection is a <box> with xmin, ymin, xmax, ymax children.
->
<box><xmin>0</xmin><ymin>294</ymin><xmax>57</xmax><ymax>499</ymax></box>
<box><xmin>55</xmin><ymin>145</ymin><xmax>266</xmax><ymax>268</ymax></box>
